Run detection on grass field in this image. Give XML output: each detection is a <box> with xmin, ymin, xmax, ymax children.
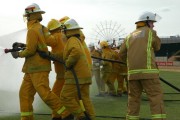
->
<box><xmin>0</xmin><ymin>70</ymin><xmax>179</xmax><ymax>120</ymax></box>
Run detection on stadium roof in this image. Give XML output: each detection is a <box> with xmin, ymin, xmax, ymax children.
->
<box><xmin>160</xmin><ymin>36</ymin><xmax>180</xmax><ymax>44</ymax></box>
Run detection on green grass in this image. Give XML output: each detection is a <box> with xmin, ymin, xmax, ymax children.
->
<box><xmin>0</xmin><ymin>71</ymin><xmax>180</xmax><ymax>120</ymax></box>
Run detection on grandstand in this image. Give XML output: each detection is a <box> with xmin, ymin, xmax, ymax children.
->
<box><xmin>155</xmin><ymin>36</ymin><xmax>180</xmax><ymax>66</ymax></box>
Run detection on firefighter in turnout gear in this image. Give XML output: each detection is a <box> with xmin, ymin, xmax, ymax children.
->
<box><xmin>110</xmin><ymin>42</ymin><xmax>128</xmax><ymax>97</ymax></box>
<box><xmin>57</xmin><ymin>19</ymin><xmax>96</xmax><ymax>120</ymax></box>
<box><xmin>116</xmin><ymin>41</ymin><xmax>128</xmax><ymax>95</ymax></box>
<box><xmin>59</xmin><ymin>16</ymin><xmax>92</xmax><ymax>70</ymax></box>
<box><xmin>117</xmin><ymin>54</ymin><xmax>128</xmax><ymax>95</ymax></box>
<box><xmin>100</xmin><ymin>41</ymin><xmax>116</xmax><ymax>96</ymax></box>
<box><xmin>46</xmin><ymin>19</ymin><xmax>74</xmax><ymax>120</ymax></box>
<box><xmin>88</xmin><ymin>42</ymin><xmax>105</xmax><ymax>96</ymax></box>
<box><xmin>119</xmin><ymin>11</ymin><xmax>166</xmax><ymax>120</ymax></box>
<box><xmin>10</xmin><ymin>3</ymin><xmax>63</xmax><ymax>120</ymax></box>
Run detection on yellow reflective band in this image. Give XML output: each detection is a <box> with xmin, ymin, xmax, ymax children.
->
<box><xmin>38</xmin><ymin>43</ymin><xmax>47</xmax><ymax>50</ymax></box>
<box><xmin>21</xmin><ymin>112</ymin><xmax>33</xmax><ymax>116</ymax></box>
<box><xmin>57</xmin><ymin>106</ymin><xmax>66</xmax><ymax>114</ymax></box>
<box><xmin>147</xmin><ymin>30</ymin><xmax>153</xmax><ymax>69</ymax></box>
<box><xmin>120</xmin><ymin>73</ymin><xmax>127</xmax><ymax>75</ymax></box>
<box><xmin>128</xmin><ymin>69</ymin><xmax>159</xmax><ymax>75</ymax></box>
<box><xmin>28</xmin><ymin>65</ymin><xmax>51</xmax><ymax>72</ymax></box>
<box><xmin>126</xmin><ymin>115</ymin><xmax>140</xmax><ymax>120</ymax></box>
<box><xmin>152</xmin><ymin>114</ymin><xmax>167</xmax><ymax>119</ymax></box>
<box><xmin>79</xmin><ymin>100</ymin><xmax>85</xmax><ymax>111</ymax></box>
<box><xmin>125</xmin><ymin>35</ymin><xmax>131</xmax><ymax>49</ymax></box>
<box><xmin>44</xmin><ymin>32</ymin><xmax>50</xmax><ymax>37</ymax></box>
<box><xmin>125</xmin><ymin>35</ymin><xmax>131</xmax><ymax>67</ymax></box>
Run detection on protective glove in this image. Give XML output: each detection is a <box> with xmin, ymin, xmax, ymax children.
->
<box><xmin>65</xmin><ymin>65</ymin><xmax>73</xmax><ymax>71</ymax></box>
<box><xmin>38</xmin><ymin>51</ymin><xmax>50</xmax><ymax>59</ymax></box>
<box><xmin>12</xmin><ymin>42</ymin><xmax>26</xmax><ymax>48</ymax></box>
<box><xmin>11</xmin><ymin>52</ymin><xmax>19</xmax><ymax>59</ymax></box>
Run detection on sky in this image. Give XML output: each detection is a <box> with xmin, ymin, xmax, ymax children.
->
<box><xmin>0</xmin><ymin>0</ymin><xmax>180</xmax><ymax>44</ymax></box>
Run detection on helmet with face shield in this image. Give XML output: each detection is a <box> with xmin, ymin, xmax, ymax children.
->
<box><xmin>23</xmin><ymin>3</ymin><xmax>45</xmax><ymax>22</ymax></box>
<box><xmin>135</xmin><ymin>11</ymin><xmax>161</xmax><ymax>24</ymax></box>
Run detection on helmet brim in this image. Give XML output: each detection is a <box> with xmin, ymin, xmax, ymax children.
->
<box><xmin>65</xmin><ymin>27</ymin><xmax>83</xmax><ymax>30</ymax></box>
<box><xmin>135</xmin><ymin>20</ymin><xmax>156</xmax><ymax>24</ymax></box>
<box><xmin>23</xmin><ymin>10</ymin><xmax>45</xmax><ymax>17</ymax></box>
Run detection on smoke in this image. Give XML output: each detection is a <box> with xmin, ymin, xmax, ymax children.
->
<box><xmin>0</xmin><ymin>29</ymin><xmax>55</xmax><ymax>113</ymax></box>
<box><xmin>0</xmin><ymin>29</ymin><xmax>26</xmax><ymax>91</ymax></box>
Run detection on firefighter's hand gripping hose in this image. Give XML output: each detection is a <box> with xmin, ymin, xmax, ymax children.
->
<box><xmin>4</xmin><ymin>42</ymin><xmax>26</xmax><ymax>59</ymax></box>
<box><xmin>38</xmin><ymin>51</ymin><xmax>51</xmax><ymax>59</ymax></box>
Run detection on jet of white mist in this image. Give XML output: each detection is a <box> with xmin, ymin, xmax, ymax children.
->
<box><xmin>0</xmin><ymin>29</ymin><xmax>56</xmax><ymax>114</ymax></box>
<box><xmin>0</xmin><ymin>46</ymin><xmax>5</xmax><ymax>57</ymax></box>
<box><xmin>0</xmin><ymin>29</ymin><xmax>26</xmax><ymax>113</ymax></box>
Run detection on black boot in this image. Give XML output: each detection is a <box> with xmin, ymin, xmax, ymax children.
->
<box><xmin>78</xmin><ymin>117</ymin><xmax>88</xmax><ymax>120</ymax></box>
<box><xmin>52</xmin><ymin>117</ymin><xmax>62</xmax><ymax>120</ymax></box>
<box><xmin>63</xmin><ymin>114</ymin><xmax>74</xmax><ymax>120</ymax></box>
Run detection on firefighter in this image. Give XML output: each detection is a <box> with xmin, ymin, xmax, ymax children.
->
<box><xmin>10</xmin><ymin>3</ymin><xmax>63</xmax><ymax>120</ymax></box>
<box><xmin>109</xmin><ymin>41</ymin><xmax>127</xmax><ymax>97</ymax></box>
<box><xmin>58</xmin><ymin>19</ymin><xmax>95</xmax><ymax>120</ymax></box>
<box><xmin>117</xmin><ymin>54</ymin><xmax>128</xmax><ymax>95</ymax></box>
<box><xmin>88</xmin><ymin>42</ymin><xmax>105</xmax><ymax>96</ymax></box>
<box><xmin>46</xmin><ymin>16</ymin><xmax>92</xmax><ymax>120</ymax></box>
<box><xmin>100</xmin><ymin>41</ymin><xmax>116</xmax><ymax>96</ymax></box>
<box><xmin>59</xmin><ymin>16</ymin><xmax>92</xmax><ymax>70</ymax></box>
<box><xmin>115</xmin><ymin>41</ymin><xmax>128</xmax><ymax>96</ymax></box>
<box><xmin>46</xmin><ymin>19</ymin><xmax>74</xmax><ymax>120</ymax></box>
<box><xmin>119</xmin><ymin>11</ymin><xmax>166</xmax><ymax>120</ymax></box>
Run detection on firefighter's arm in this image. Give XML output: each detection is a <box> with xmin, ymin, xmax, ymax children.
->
<box><xmin>18</xmin><ymin>29</ymin><xmax>38</xmax><ymax>58</ymax></box>
<box><xmin>119</xmin><ymin>38</ymin><xmax>128</xmax><ymax>63</ymax></box>
<box><xmin>80</xmin><ymin>30</ymin><xmax>85</xmax><ymax>42</ymax></box>
<box><xmin>102</xmin><ymin>53</ymin><xmax>112</xmax><ymax>66</ymax></box>
<box><xmin>65</xmin><ymin>38</ymin><xmax>81</xmax><ymax>68</ymax></box>
<box><xmin>38</xmin><ymin>51</ymin><xmax>63</xmax><ymax>60</ymax></box>
<box><xmin>152</xmin><ymin>30</ymin><xmax>161</xmax><ymax>51</ymax></box>
<box><xmin>42</xmin><ymin>26</ymin><xmax>58</xmax><ymax>47</ymax></box>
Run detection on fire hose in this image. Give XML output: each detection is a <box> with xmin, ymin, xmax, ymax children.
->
<box><xmin>6</xmin><ymin>45</ymin><xmax>179</xmax><ymax>93</ymax></box>
<box><xmin>91</xmin><ymin>56</ymin><xmax>180</xmax><ymax>93</ymax></box>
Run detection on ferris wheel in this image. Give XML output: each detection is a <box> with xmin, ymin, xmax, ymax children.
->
<box><xmin>88</xmin><ymin>20</ymin><xmax>127</xmax><ymax>47</ymax></box>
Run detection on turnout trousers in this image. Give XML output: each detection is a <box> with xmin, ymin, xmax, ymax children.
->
<box><xmin>126</xmin><ymin>79</ymin><xmax>166</xmax><ymax>120</ymax></box>
<box><xmin>19</xmin><ymin>72</ymin><xmax>62</xmax><ymax>120</ymax></box>
<box><xmin>59</xmin><ymin>84</ymin><xmax>96</xmax><ymax>120</ymax></box>
<box><xmin>92</xmin><ymin>66</ymin><xmax>105</xmax><ymax>95</ymax></box>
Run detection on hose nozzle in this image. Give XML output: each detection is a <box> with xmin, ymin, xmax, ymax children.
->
<box><xmin>4</xmin><ymin>49</ymin><xmax>11</xmax><ymax>53</ymax></box>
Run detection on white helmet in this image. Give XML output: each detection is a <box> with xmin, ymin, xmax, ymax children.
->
<box><xmin>63</xmin><ymin>19</ymin><xmax>83</xmax><ymax>30</ymax></box>
<box><xmin>23</xmin><ymin>3</ymin><xmax>45</xmax><ymax>17</ymax></box>
<box><xmin>135</xmin><ymin>11</ymin><xmax>161</xmax><ymax>24</ymax></box>
<box><xmin>107</xmin><ymin>40</ymin><xmax>113</xmax><ymax>46</ymax></box>
<box><xmin>88</xmin><ymin>42</ymin><xmax>95</xmax><ymax>47</ymax></box>
<box><xmin>116</xmin><ymin>40</ymin><xmax>123</xmax><ymax>47</ymax></box>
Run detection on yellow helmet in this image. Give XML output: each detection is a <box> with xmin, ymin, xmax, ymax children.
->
<box><xmin>23</xmin><ymin>3</ymin><xmax>45</xmax><ymax>17</ymax></box>
<box><xmin>100</xmin><ymin>41</ymin><xmax>108</xmax><ymax>48</ymax></box>
<box><xmin>47</xmin><ymin>19</ymin><xmax>62</xmax><ymax>31</ymax></box>
<box><xmin>59</xmin><ymin>16</ymin><xmax>70</xmax><ymax>24</ymax></box>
